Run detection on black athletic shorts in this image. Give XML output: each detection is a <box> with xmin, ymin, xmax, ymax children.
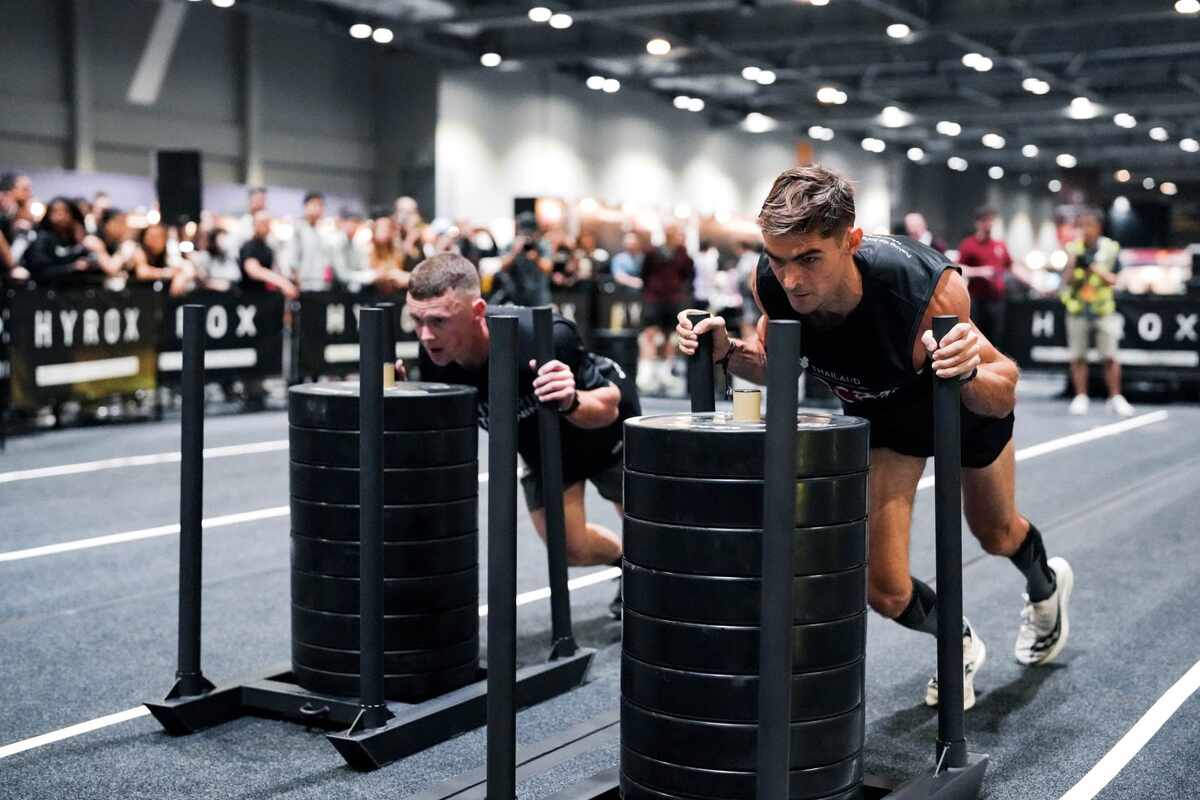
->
<box><xmin>521</xmin><ymin>457</ymin><xmax>624</xmax><ymax>512</ymax></box>
<box><xmin>860</xmin><ymin>406</ymin><xmax>1014</xmax><ymax>469</ymax></box>
<box><xmin>642</xmin><ymin>301</ymin><xmax>686</xmax><ymax>334</ymax></box>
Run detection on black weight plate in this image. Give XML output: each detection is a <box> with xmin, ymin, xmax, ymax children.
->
<box><xmin>291</xmin><ymin>532</ymin><xmax>477</xmax><ymax>578</ymax></box>
<box><xmin>290</xmin><ymin>497</ymin><xmax>478</xmax><ymax>541</ymax></box>
<box><xmin>623</xmin><ymin>562</ymin><xmax>865</xmax><ymax>626</ymax></box>
<box><xmin>291</xmin><ymin>567</ymin><xmax>478</xmax><ymax>614</ymax></box>
<box><xmin>621</xmin><ymin>748</ymin><xmax>862</xmax><ymax>800</ymax></box>
<box><xmin>624</xmin><ymin>412</ymin><xmax>869</xmax><ymax>479</ymax></box>
<box><xmin>289</xmin><ymin>425</ymin><xmax>477</xmax><ymax>469</ymax></box>
<box><xmin>622</xmin><ymin>654</ymin><xmax>863</xmax><ymax>722</ymax></box>
<box><xmin>622</xmin><ymin>518</ymin><xmax>866</xmax><ymax>577</ymax></box>
<box><xmin>290</xmin><ymin>462</ymin><xmax>478</xmax><ymax>505</ymax></box>
<box><xmin>288</xmin><ymin>381</ymin><xmax>476</xmax><ymax>431</ymax></box>
<box><xmin>624</xmin><ymin>471</ymin><xmax>867</xmax><ymax>529</ymax></box>
<box><xmin>292</xmin><ymin>637</ymin><xmax>480</xmax><ymax>675</ymax></box>
<box><xmin>620</xmin><ymin>699</ymin><xmax>863</xmax><ymax>772</ymax></box>
<box><xmin>292</xmin><ymin>660</ymin><xmax>479</xmax><ymax>702</ymax></box>
<box><xmin>622</xmin><ymin>609</ymin><xmax>865</xmax><ymax>674</ymax></box>
<box><xmin>291</xmin><ymin>603</ymin><xmax>478</xmax><ymax>650</ymax></box>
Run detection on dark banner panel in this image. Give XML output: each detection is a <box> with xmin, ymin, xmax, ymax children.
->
<box><xmin>550</xmin><ymin>281</ymin><xmax>595</xmax><ymax>345</ymax></box>
<box><xmin>1007</xmin><ymin>298</ymin><xmax>1200</xmax><ymax>379</ymax></box>
<box><xmin>158</xmin><ymin>290</ymin><xmax>284</xmax><ymax>388</ymax></box>
<box><xmin>296</xmin><ymin>291</ymin><xmax>419</xmax><ymax>379</ymax></box>
<box><xmin>593</xmin><ymin>281</ymin><xmax>643</xmax><ymax>333</ymax></box>
<box><xmin>7</xmin><ymin>287</ymin><xmax>160</xmax><ymax>410</ymax></box>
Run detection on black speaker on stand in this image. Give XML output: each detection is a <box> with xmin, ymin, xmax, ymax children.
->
<box><xmin>156</xmin><ymin>150</ymin><xmax>203</xmax><ymax>227</ymax></box>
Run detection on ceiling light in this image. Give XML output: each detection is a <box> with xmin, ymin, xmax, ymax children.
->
<box><xmin>1068</xmin><ymin>96</ymin><xmax>1097</xmax><ymax>119</ymax></box>
<box><xmin>1161</xmin><ymin>181</ymin><xmax>1179</xmax><ymax>195</ymax></box>
<box><xmin>973</xmin><ymin>56</ymin><xmax>994</xmax><ymax>72</ymax></box>
<box><xmin>1113</xmin><ymin>196</ymin><xmax>1132</xmax><ymax>214</ymax></box>
<box><xmin>1176</xmin><ymin>0</ymin><xmax>1200</xmax><ymax>13</ymax></box>
<box><xmin>1113</xmin><ymin>113</ymin><xmax>1137</xmax><ymax>129</ymax></box>
<box><xmin>687</xmin><ymin>97</ymin><xmax>705</xmax><ymax>112</ymax></box>
<box><xmin>742</xmin><ymin>66</ymin><xmax>762</xmax><ymax>81</ymax></box>
<box><xmin>211</xmin><ymin>0</ymin><xmax>235</xmax><ymax>6</ymax></box>
<box><xmin>1180</xmin><ymin>137</ymin><xmax>1200</xmax><ymax>153</ymax></box>
<box><xmin>861</xmin><ymin>137</ymin><xmax>886</xmax><ymax>153</ymax></box>
<box><xmin>886</xmin><ymin>23</ymin><xmax>911</xmax><ymax>38</ymax></box>
<box><xmin>936</xmin><ymin>120</ymin><xmax>962</xmax><ymax>136</ymax></box>
<box><xmin>586</xmin><ymin>75</ymin><xmax>606</xmax><ymax>90</ymax></box>
<box><xmin>602</xmin><ymin>78</ymin><xmax>620</xmax><ymax>93</ymax></box>
<box><xmin>1022</xmin><ymin>77</ymin><xmax>1050</xmax><ymax>95</ymax></box>
<box><xmin>480</xmin><ymin>52</ymin><xmax>502</xmax><ymax>67</ymax></box>
<box><xmin>907</xmin><ymin>147</ymin><xmax>925</xmax><ymax>162</ymax></box>
<box><xmin>743</xmin><ymin>112</ymin><xmax>777</xmax><ymax>134</ymax></box>
<box><xmin>961</xmin><ymin>52</ymin><xmax>982</xmax><ymax>68</ymax></box>
<box><xmin>1048</xmin><ymin>179</ymin><xmax>1062</xmax><ymax>192</ymax></box>
<box><xmin>1115</xmin><ymin>169</ymin><xmax>1132</xmax><ymax>182</ymax></box>
<box><xmin>756</xmin><ymin>70</ymin><xmax>777</xmax><ymax>85</ymax></box>
<box><xmin>528</xmin><ymin>6</ymin><xmax>552</xmax><ymax>22</ymax></box>
<box><xmin>647</xmin><ymin>38</ymin><xmax>671</xmax><ymax>56</ymax></box>
<box><xmin>817</xmin><ymin>86</ymin><xmax>847</xmax><ymax>104</ymax></box>
<box><xmin>947</xmin><ymin>156</ymin><xmax>968</xmax><ymax>172</ymax></box>
<box><xmin>880</xmin><ymin>105</ymin><xmax>911</xmax><ymax>127</ymax></box>
<box><xmin>988</xmin><ymin>166</ymin><xmax>1005</xmax><ymax>180</ymax></box>
<box><xmin>1056</xmin><ymin>153</ymin><xmax>1078</xmax><ymax>168</ymax></box>
<box><xmin>549</xmin><ymin>12</ymin><xmax>573</xmax><ymax>29</ymax></box>
<box><xmin>1143</xmin><ymin>177</ymin><xmax>1157</xmax><ymax>189</ymax></box>
<box><xmin>673</xmin><ymin>95</ymin><xmax>691</xmax><ymax>109</ymax></box>
<box><xmin>982</xmin><ymin>133</ymin><xmax>1006</xmax><ymax>149</ymax></box>
<box><xmin>808</xmin><ymin>125</ymin><xmax>834</xmax><ymax>141</ymax></box>
<box><xmin>1022</xmin><ymin>144</ymin><xmax>1039</xmax><ymax>158</ymax></box>
<box><xmin>349</xmin><ymin>23</ymin><xmax>373</xmax><ymax>39</ymax></box>
<box><xmin>1150</xmin><ymin>126</ymin><xmax>1170</xmax><ymax>141</ymax></box>
<box><xmin>808</xmin><ymin>0</ymin><xmax>829</xmax><ymax>5</ymax></box>
<box><xmin>372</xmin><ymin>27</ymin><xmax>394</xmax><ymax>44</ymax></box>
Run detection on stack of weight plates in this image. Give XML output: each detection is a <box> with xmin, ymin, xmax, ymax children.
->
<box><xmin>621</xmin><ymin>411</ymin><xmax>871</xmax><ymax>800</ymax></box>
<box><xmin>287</xmin><ymin>381</ymin><xmax>480</xmax><ymax>702</ymax></box>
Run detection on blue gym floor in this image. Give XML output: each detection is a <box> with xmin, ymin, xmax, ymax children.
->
<box><xmin>1</xmin><ymin>378</ymin><xmax>1197</xmax><ymax>799</ymax></box>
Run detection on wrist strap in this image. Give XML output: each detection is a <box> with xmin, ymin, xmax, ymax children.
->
<box><xmin>959</xmin><ymin>366</ymin><xmax>979</xmax><ymax>384</ymax></box>
<box><xmin>559</xmin><ymin>391</ymin><xmax>581</xmax><ymax>415</ymax></box>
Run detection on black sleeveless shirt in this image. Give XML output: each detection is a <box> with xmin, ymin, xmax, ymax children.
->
<box><xmin>756</xmin><ymin>234</ymin><xmax>953</xmax><ymax>417</ymax></box>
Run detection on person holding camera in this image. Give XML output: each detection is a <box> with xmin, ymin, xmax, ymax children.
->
<box><xmin>1061</xmin><ymin>209</ymin><xmax>1132</xmax><ymax>416</ymax></box>
<box><xmin>19</xmin><ymin>196</ymin><xmax>107</xmax><ymax>288</ymax></box>
<box><xmin>492</xmin><ymin>227</ymin><xmax>551</xmax><ymax>307</ymax></box>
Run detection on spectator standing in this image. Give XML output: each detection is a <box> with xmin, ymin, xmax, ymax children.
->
<box><xmin>131</xmin><ymin>222</ymin><xmax>192</xmax><ymax>296</ymax></box>
<box><xmin>904</xmin><ymin>211</ymin><xmax>948</xmax><ymax>253</ymax></box>
<box><xmin>1061</xmin><ymin>209</ymin><xmax>1133</xmax><ymax>416</ymax></box>
<box><xmin>691</xmin><ymin>239</ymin><xmax>721</xmax><ymax>309</ymax></box>
<box><xmin>610</xmin><ymin>232</ymin><xmax>644</xmax><ymax>289</ymax></box>
<box><xmin>239</xmin><ymin>210</ymin><xmax>299</xmax><ymax>299</ymax></box>
<box><xmin>1</xmin><ymin>172</ymin><xmax>37</xmax><ymax>264</ymax></box>
<box><xmin>957</xmin><ymin>207</ymin><xmax>1012</xmax><ymax>350</ymax></box>
<box><xmin>20</xmin><ymin>197</ymin><xmax>105</xmax><ymax>288</ymax></box>
<box><xmin>366</xmin><ymin>213</ymin><xmax>411</xmax><ymax>293</ymax></box>
<box><xmin>232</xmin><ymin>186</ymin><xmax>269</xmax><ymax>249</ymax></box>
<box><xmin>493</xmin><ymin>234</ymin><xmax>550</xmax><ymax>306</ymax></box>
<box><xmin>734</xmin><ymin>240</ymin><xmax>762</xmax><ymax>341</ymax></box>
<box><xmin>638</xmin><ymin>226</ymin><xmax>693</xmax><ymax>395</ymax></box>
<box><xmin>285</xmin><ymin>192</ymin><xmax>341</xmax><ymax>291</ymax></box>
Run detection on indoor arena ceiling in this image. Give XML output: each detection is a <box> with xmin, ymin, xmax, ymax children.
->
<box><xmin>253</xmin><ymin>0</ymin><xmax>1200</xmax><ymax>183</ymax></box>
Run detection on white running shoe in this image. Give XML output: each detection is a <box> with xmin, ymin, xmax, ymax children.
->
<box><xmin>925</xmin><ymin>619</ymin><xmax>987</xmax><ymax>710</ymax></box>
<box><xmin>1015</xmin><ymin>557</ymin><xmax>1073</xmax><ymax>666</ymax></box>
<box><xmin>1108</xmin><ymin>395</ymin><xmax>1135</xmax><ymax>417</ymax></box>
<box><xmin>635</xmin><ymin>360</ymin><xmax>661</xmax><ymax>395</ymax></box>
<box><xmin>1068</xmin><ymin>394</ymin><xmax>1090</xmax><ymax>415</ymax></box>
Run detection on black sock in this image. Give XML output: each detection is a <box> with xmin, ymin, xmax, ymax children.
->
<box><xmin>894</xmin><ymin>577</ymin><xmax>939</xmax><ymax>637</ymax></box>
<box><xmin>1010</xmin><ymin>522</ymin><xmax>1056</xmax><ymax>602</ymax></box>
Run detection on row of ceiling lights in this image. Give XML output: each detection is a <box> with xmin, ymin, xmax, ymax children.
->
<box><xmin>186</xmin><ymin>0</ymin><xmax>236</xmax><ymax>7</ymax></box>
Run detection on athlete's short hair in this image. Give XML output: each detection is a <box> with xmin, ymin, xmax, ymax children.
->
<box><xmin>409</xmin><ymin>253</ymin><xmax>481</xmax><ymax>300</ymax></box>
<box><xmin>757</xmin><ymin>165</ymin><xmax>856</xmax><ymax>238</ymax></box>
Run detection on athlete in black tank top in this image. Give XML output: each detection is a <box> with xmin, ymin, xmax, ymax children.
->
<box><xmin>676</xmin><ymin>165</ymin><xmax>1075</xmax><ymax>705</ymax></box>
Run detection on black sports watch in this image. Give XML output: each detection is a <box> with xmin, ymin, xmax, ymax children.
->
<box><xmin>559</xmin><ymin>390</ymin><xmax>581</xmax><ymax>415</ymax></box>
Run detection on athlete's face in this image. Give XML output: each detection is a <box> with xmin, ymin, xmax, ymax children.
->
<box><xmin>761</xmin><ymin>227</ymin><xmax>862</xmax><ymax>315</ymax></box>
<box><xmin>407</xmin><ymin>290</ymin><xmax>485</xmax><ymax>366</ymax></box>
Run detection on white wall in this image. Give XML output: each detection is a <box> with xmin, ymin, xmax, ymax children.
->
<box><xmin>436</xmin><ymin>66</ymin><xmax>892</xmax><ymax>231</ymax></box>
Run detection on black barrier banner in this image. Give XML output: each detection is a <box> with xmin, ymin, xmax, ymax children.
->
<box><xmin>594</xmin><ymin>281</ymin><xmax>643</xmax><ymax>334</ymax></box>
<box><xmin>550</xmin><ymin>281</ymin><xmax>594</xmax><ymax>346</ymax></box>
<box><xmin>158</xmin><ymin>290</ymin><xmax>284</xmax><ymax>387</ymax></box>
<box><xmin>297</xmin><ymin>291</ymin><xmax>419</xmax><ymax>379</ymax></box>
<box><xmin>7</xmin><ymin>287</ymin><xmax>159</xmax><ymax>410</ymax></box>
<box><xmin>1</xmin><ymin>293</ymin><xmax>11</xmax><ymax>415</ymax></box>
<box><xmin>1007</xmin><ymin>298</ymin><xmax>1200</xmax><ymax>376</ymax></box>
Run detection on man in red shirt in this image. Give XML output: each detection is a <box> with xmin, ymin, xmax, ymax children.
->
<box><xmin>957</xmin><ymin>207</ymin><xmax>1012</xmax><ymax>350</ymax></box>
<box><xmin>636</xmin><ymin>226</ymin><xmax>694</xmax><ymax>395</ymax></box>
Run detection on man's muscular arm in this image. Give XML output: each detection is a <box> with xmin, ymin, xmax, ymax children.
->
<box><xmin>915</xmin><ymin>269</ymin><xmax>1019</xmax><ymax>418</ymax></box>
<box><xmin>676</xmin><ymin>267</ymin><xmax>768</xmax><ymax>385</ymax></box>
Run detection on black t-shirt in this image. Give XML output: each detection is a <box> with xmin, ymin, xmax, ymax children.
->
<box><xmin>238</xmin><ymin>237</ymin><xmax>275</xmax><ymax>292</ymax></box>
<box><xmin>419</xmin><ymin>309</ymin><xmax>640</xmax><ymax>485</ymax></box>
<box><xmin>756</xmin><ymin>234</ymin><xmax>1006</xmax><ymax>437</ymax></box>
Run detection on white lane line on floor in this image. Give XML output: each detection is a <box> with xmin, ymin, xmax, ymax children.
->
<box><xmin>0</xmin><ymin>440</ymin><xmax>289</xmax><ymax>484</ymax></box>
<box><xmin>0</xmin><ymin>567</ymin><xmax>620</xmax><ymax>761</ymax></box>
<box><xmin>914</xmin><ymin>410</ymin><xmax>1169</xmax><ymax>491</ymax></box>
<box><xmin>1059</xmin><ymin>658</ymin><xmax>1200</xmax><ymax>800</ymax></box>
<box><xmin>0</xmin><ymin>707</ymin><xmax>152</xmax><ymax>760</ymax></box>
<box><xmin>0</xmin><ymin>507</ymin><xmax>290</xmax><ymax>563</ymax></box>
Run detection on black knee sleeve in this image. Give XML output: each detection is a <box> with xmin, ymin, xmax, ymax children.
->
<box><xmin>894</xmin><ymin>577</ymin><xmax>939</xmax><ymax>637</ymax></box>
